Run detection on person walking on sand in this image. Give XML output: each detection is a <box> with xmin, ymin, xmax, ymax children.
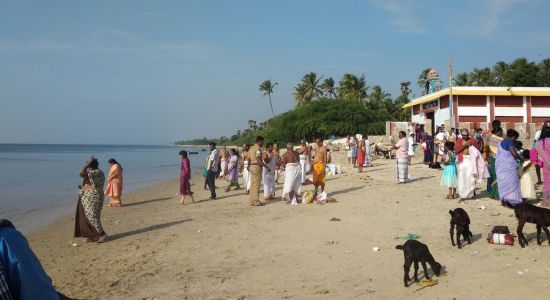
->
<box><xmin>537</xmin><ymin>126</ymin><xmax>550</xmax><ymax>207</ymax></box>
<box><xmin>298</xmin><ymin>139</ymin><xmax>309</xmax><ymax>184</ymax></box>
<box><xmin>226</xmin><ymin>149</ymin><xmax>241</xmax><ymax>192</ymax></box>
<box><xmin>219</xmin><ymin>146</ymin><xmax>228</xmax><ymax>179</ymax></box>
<box><xmin>241</xmin><ymin>144</ymin><xmax>251</xmax><ymax>194</ymax></box>
<box><xmin>440</xmin><ymin>142</ymin><xmax>458</xmax><ymax>199</ymax></box>
<box><xmin>356</xmin><ymin>138</ymin><xmax>366</xmax><ymax>173</ymax></box>
<box><xmin>393</xmin><ymin>131</ymin><xmax>411</xmax><ymax>184</ymax></box>
<box><xmin>281</xmin><ymin>143</ymin><xmax>302</xmax><ymax>204</ymax></box>
<box><xmin>364</xmin><ymin>135</ymin><xmax>372</xmax><ymax>167</ymax></box>
<box><xmin>206</xmin><ymin>142</ymin><xmax>220</xmax><ymax>200</ymax></box>
<box><xmin>262</xmin><ymin>143</ymin><xmax>277</xmax><ymax>200</ymax></box>
<box><xmin>75</xmin><ymin>156</ymin><xmax>108</xmax><ymax>243</ymax></box>
<box><xmin>273</xmin><ymin>143</ymin><xmax>282</xmax><ymax>184</ymax></box>
<box><xmin>104</xmin><ymin>158</ymin><xmax>123</xmax><ymax>207</ymax></box>
<box><xmin>496</xmin><ymin>129</ymin><xmax>523</xmax><ymax>206</ymax></box>
<box><xmin>178</xmin><ymin>150</ymin><xmax>195</xmax><ymax>205</ymax></box>
<box><xmin>312</xmin><ymin>139</ymin><xmax>327</xmax><ymax>197</ymax></box>
<box><xmin>248</xmin><ymin>136</ymin><xmax>269</xmax><ymax>206</ymax></box>
<box><xmin>456</xmin><ymin>129</ymin><xmax>489</xmax><ymax>201</ymax></box>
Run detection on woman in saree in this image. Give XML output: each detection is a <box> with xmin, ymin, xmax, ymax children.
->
<box><xmin>74</xmin><ymin>157</ymin><xmax>108</xmax><ymax>243</ymax></box>
<box><xmin>495</xmin><ymin>129</ymin><xmax>523</xmax><ymax>206</ymax></box>
<box><xmin>179</xmin><ymin>150</ymin><xmax>195</xmax><ymax>205</ymax></box>
<box><xmin>537</xmin><ymin>127</ymin><xmax>550</xmax><ymax>207</ymax></box>
<box><xmin>104</xmin><ymin>158</ymin><xmax>123</xmax><ymax>207</ymax></box>
<box><xmin>486</xmin><ymin>127</ymin><xmax>504</xmax><ymax>199</ymax></box>
<box><xmin>226</xmin><ymin>149</ymin><xmax>241</xmax><ymax>192</ymax></box>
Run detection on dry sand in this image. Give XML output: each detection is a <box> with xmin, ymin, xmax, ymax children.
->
<box><xmin>28</xmin><ymin>151</ymin><xmax>550</xmax><ymax>299</ymax></box>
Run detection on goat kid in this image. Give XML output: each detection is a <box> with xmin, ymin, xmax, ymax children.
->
<box><xmin>396</xmin><ymin>240</ymin><xmax>442</xmax><ymax>287</ymax></box>
<box><xmin>449</xmin><ymin>208</ymin><xmax>473</xmax><ymax>249</ymax></box>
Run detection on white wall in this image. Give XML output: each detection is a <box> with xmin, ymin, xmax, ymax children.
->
<box><xmin>494</xmin><ymin>107</ymin><xmax>524</xmax><ymax>116</ymax></box>
<box><xmin>532</xmin><ymin>107</ymin><xmax>550</xmax><ymax>117</ymax></box>
<box><xmin>435</xmin><ymin>107</ymin><xmax>450</xmax><ymax>127</ymax></box>
<box><xmin>412</xmin><ymin>112</ymin><xmax>424</xmax><ymax>123</ymax></box>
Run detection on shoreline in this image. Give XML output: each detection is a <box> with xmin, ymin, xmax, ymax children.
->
<box><xmin>27</xmin><ymin>150</ymin><xmax>550</xmax><ymax>299</ymax></box>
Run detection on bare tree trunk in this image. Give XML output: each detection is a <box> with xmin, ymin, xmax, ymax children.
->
<box><xmin>268</xmin><ymin>94</ymin><xmax>275</xmax><ymax>116</ymax></box>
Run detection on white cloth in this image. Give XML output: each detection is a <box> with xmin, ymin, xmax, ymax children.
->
<box><xmin>435</xmin><ymin>132</ymin><xmax>446</xmax><ymax>155</ymax></box>
<box><xmin>364</xmin><ymin>139</ymin><xmax>371</xmax><ymax>167</ymax></box>
<box><xmin>407</xmin><ymin>137</ymin><xmax>415</xmax><ymax>156</ymax></box>
<box><xmin>299</xmin><ymin>154</ymin><xmax>307</xmax><ymax>183</ymax></box>
<box><xmin>457</xmin><ymin>155</ymin><xmax>476</xmax><ymax>199</ymax></box>
<box><xmin>519</xmin><ymin>162</ymin><xmax>536</xmax><ymax>199</ymax></box>
<box><xmin>282</xmin><ymin>162</ymin><xmax>302</xmax><ymax>204</ymax></box>
<box><xmin>219</xmin><ymin>159</ymin><xmax>227</xmax><ymax>177</ymax></box>
<box><xmin>243</xmin><ymin>161</ymin><xmax>251</xmax><ymax>191</ymax></box>
<box><xmin>262</xmin><ymin>154</ymin><xmax>277</xmax><ymax>197</ymax></box>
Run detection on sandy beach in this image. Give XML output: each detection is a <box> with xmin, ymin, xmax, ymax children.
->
<box><xmin>28</xmin><ymin>150</ymin><xmax>550</xmax><ymax>299</ymax></box>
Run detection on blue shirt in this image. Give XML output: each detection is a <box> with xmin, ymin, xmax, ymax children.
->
<box><xmin>500</xmin><ymin>139</ymin><xmax>515</xmax><ymax>152</ymax></box>
<box><xmin>0</xmin><ymin>226</ymin><xmax>59</xmax><ymax>300</ymax></box>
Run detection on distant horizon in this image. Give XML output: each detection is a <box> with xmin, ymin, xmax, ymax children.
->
<box><xmin>2</xmin><ymin>0</ymin><xmax>549</xmax><ymax>144</ymax></box>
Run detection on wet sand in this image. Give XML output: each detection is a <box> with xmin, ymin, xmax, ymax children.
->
<box><xmin>29</xmin><ymin>151</ymin><xmax>550</xmax><ymax>299</ymax></box>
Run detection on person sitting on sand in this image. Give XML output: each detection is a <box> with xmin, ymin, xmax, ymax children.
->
<box><xmin>226</xmin><ymin>149</ymin><xmax>241</xmax><ymax>192</ymax></box>
<box><xmin>1</xmin><ymin>219</ymin><xmax>66</xmax><ymax>299</ymax></box>
<box><xmin>179</xmin><ymin>150</ymin><xmax>195</xmax><ymax>205</ymax></box>
<box><xmin>105</xmin><ymin>158</ymin><xmax>123</xmax><ymax>207</ymax></box>
<box><xmin>282</xmin><ymin>143</ymin><xmax>302</xmax><ymax>204</ymax></box>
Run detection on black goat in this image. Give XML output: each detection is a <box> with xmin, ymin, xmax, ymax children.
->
<box><xmin>449</xmin><ymin>208</ymin><xmax>472</xmax><ymax>249</ymax></box>
<box><xmin>395</xmin><ymin>240</ymin><xmax>442</xmax><ymax>287</ymax></box>
<box><xmin>512</xmin><ymin>202</ymin><xmax>550</xmax><ymax>248</ymax></box>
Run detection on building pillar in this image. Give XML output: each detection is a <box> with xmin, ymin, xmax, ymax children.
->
<box><xmin>526</xmin><ymin>96</ymin><xmax>532</xmax><ymax>134</ymax></box>
<box><xmin>489</xmin><ymin>96</ymin><xmax>495</xmax><ymax>127</ymax></box>
<box><xmin>453</xmin><ymin>95</ymin><xmax>459</xmax><ymax>127</ymax></box>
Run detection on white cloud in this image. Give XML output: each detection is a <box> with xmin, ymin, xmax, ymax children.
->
<box><xmin>473</xmin><ymin>0</ymin><xmax>530</xmax><ymax>37</ymax></box>
<box><xmin>369</xmin><ymin>0</ymin><xmax>427</xmax><ymax>34</ymax></box>
<box><xmin>0</xmin><ymin>28</ymin><xmax>230</xmax><ymax>62</ymax></box>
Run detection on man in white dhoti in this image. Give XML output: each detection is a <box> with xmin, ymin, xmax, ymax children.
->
<box><xmin>364</xmin><ymin>135</ymin><xmax>372</xmax><ymax>167</ymax></box>
<box><xmin>262</xmin><ymin>143</ymin><xmax>277</xmax><ymax>200</ymax></box>
<box><xmin>298</xmin><ymin>139</ymin><xmax>309</xmax><ymax>184</ymax></box>
<box><xmin>282</xmin><ymin>143</ymin><xmax>302</xmax><ymax>204</ymax></box>
<box><xmin>241</xmin><ymin>144</ymin><xmax>251</xmax><ymax>194</ymax></box>
<box><xmin>455</xmin><ymin>129</ymin><xmax>489</xmax><ymax>200</ymax></box>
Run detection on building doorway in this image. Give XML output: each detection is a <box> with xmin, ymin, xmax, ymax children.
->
<box><xmin>425</xmin><ymin>111</ymin><xmax>435</xmax><ymax>136</ymax></box>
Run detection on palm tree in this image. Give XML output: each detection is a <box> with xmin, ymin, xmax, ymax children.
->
<box><xmin>492</xmin><ymin>61</ymin><xmax>509</xmax><ymax>86</ymax></box>
<box><xmin>468</xmin><ymin>67</ymin><xmax>493</xmax><ymax>86</ymax></box>
<box><xmin>454</xmin><ymin>72</ymin><xmax>469</xmax><ymax>86</ymax></box>
<box><xmin>538</xmin><ymin>58</ymin><xmax>550</xmax><ymax>87</ymax></box>
<box><xmin>320</xmin><ymin>77</ymin><xmax>338</xmax><ymax>99</ymax></box>
<box><xmin>338</xmin><ymin>73</ymin><xmax>368</xmax><ymax>102</ymax></box>
<box><xmin>259</xmin><ymin>79</ymin><xmax>277</xmax><ymax>116</ymax></box>
<box><xmin>400</xmin><ymin>81</ymin><xmax>411</xmax><ymax>97</ymax></box>
<box><xmin>293</xmin><ymin>72</ymin><xmax>323</xmax><ymax>106</ymax></box>
<box><xmin>417</xmin><ymin>68</ymin><xmax>431</xmax><ymax>91</ymax></box>
<box><xmin>368</xmin><ymin>85</ymin><xmax>390</xmax><ymax>110</ymax></box>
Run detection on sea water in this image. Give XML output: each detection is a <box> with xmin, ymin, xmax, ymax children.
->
<box><xmin>0</xmin><ymin>144</ymin><xmax>209</xmax><ymax>233</ymax></box>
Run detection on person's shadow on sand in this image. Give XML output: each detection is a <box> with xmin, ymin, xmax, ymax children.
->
<box><xmin>108</xmin><ymin>219</ymin><xmax>192</xmax><ymax>241</ymax></box>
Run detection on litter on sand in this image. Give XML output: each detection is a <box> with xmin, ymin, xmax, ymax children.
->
<box><xmin>414</xmin><ymin>277</ymin><xmax>438</xmax><ymax>292</ymax></box>
<box><xmin>330</xmin><ymin>217</ymin><xmax>341</xmax><ymax>221</ymax></box>
<box><xmin>372</xmin><ymin>247</ymin><xmax>380</xmax><ymax>252</ymax></box>
<box><xmin>314</xmin><ymin>289</ymin><xmax>330</xmax><ymax>294</ymax></box>
<box><xmin>394</xmin><ymin>233</ymin><xmax>421</xmax><ymax>240</ymax></box>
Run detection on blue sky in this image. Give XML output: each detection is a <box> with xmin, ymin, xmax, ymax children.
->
<box><xmin>1</xmin><ymin>0</ymin><xmax>549</xmax><ymax>144</ymax></box>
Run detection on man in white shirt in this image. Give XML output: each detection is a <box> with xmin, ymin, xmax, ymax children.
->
<box><xmin>206</xmin><ymin>142</ymin><xmax>220</xmax><ymax>199</ymax></box>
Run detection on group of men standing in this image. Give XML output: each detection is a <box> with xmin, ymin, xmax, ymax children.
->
<box><xmin>205</xmin><ymin>137</ymin><xmax>328</xmax><ymax>207</ymax></box>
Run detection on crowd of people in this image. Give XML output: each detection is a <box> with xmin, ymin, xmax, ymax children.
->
<box><xmin>432</xmin><ymin>119</ymin><xmax>550</xmax><ymax>206</ymax></box>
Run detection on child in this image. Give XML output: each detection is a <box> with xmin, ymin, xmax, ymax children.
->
<box><xmin>519</xmin><ymin>150</ymin><xmax>536</xmax><ymax>200</ymax></box>
<box><xmin>440</xmin><ymin>141</ymin><xmax>458</xmax><ymax>199</ymax></box>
